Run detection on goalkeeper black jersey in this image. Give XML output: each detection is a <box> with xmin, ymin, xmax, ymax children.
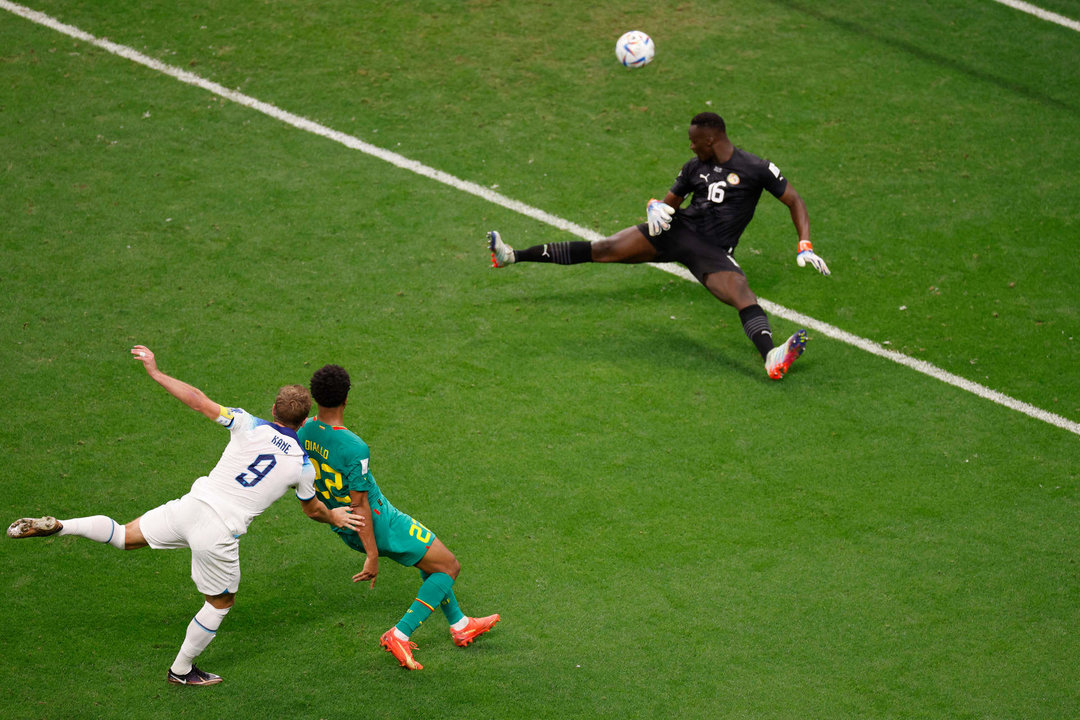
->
<box><xmin>669</xmin><ymin>147</ymin><xmax>788</xmax><ymax>248</ymax></box>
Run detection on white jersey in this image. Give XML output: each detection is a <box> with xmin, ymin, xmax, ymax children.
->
<box><xmin>188</xmin><ymin>406</ymin><xmax>316</xmax><ymax>536</ymax></box>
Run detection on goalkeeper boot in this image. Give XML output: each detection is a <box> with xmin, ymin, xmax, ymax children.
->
<box><xmin>488</xmin><ymin>231</ymin><xmax>515</xmax><ymax>268</ymax></box>
<box><xmin>380</xmin><ymin>629</ymin><xmax>423</xmax><ymax>670</ymax></box>
<box><xmin>7</xmin><ymin>516</ymin><xmax>62</xmax><ymax>539</ymax></box>
<box><xmin>451</xmin><ymin>614</ymin><xmax>501</xmax><ymax>647</ymax></box>
<box><xmin>764</xmin><ymin>329</ymin><xmax>808</xmax><ymax>380</ymax></box>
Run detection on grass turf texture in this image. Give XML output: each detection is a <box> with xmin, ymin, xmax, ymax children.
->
<box><xmin>2</xmin><ymin>1</ymin><xmax>1078</xmax><ymax>718</ymax></box>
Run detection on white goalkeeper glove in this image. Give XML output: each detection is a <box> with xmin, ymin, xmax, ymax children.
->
<box><xmin>796</xmin><ymin>240</ymin><xmax>830</xmax><ymax>276</ymax></box>
<box><xmin>646</xmin><ymin>198</ymin><xmax>674</xmax><ymax>237</ymax></box>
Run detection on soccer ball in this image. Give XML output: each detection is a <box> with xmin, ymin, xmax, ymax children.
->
<box><xmin>615</xmin><ymin>31</ymin><xmax>654</xmax><ymax>68</ymax></box>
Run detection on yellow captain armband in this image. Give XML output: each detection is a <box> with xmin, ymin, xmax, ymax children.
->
<box><xmin>215</xmin><ymin>405</ymin><xmax>236</xmax><ymax>427</ymax></box>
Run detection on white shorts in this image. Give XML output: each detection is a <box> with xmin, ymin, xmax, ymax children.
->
<box><xmin>139</xmin><ymin>493</ymin><xmax>241</xmax><ymax>596</ymax></box>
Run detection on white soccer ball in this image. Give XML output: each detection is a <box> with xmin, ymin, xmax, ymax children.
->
<box><xmin>615</xmin><ymin>31</ymin><xmax>654</xmax><ymax>68</ymax></box>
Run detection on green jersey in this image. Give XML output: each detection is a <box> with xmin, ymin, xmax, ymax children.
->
<box><xmin>298</xmin><ymin>418</ymin><xmax>385</xmax><ymax>521</ymax></box>
<box><xmin>298</xmin><ymin>417</ymin><xmax>433</xmax><ymax>567</ymax></box>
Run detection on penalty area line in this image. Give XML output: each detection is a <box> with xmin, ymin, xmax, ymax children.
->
<box><xmin>0</xmin><ymin>0</ymin><xmax>601</xmax><ymax>244</ymax></box>
<box><xmin>990</xmin><ymin>0</ymin><xmax>1080</xmax><ymax>32</ymax></box>
<box><xmin>655</xmin><ymin>262</ymin><xmax>1080</xmax><ymax>436</ymax></box>
<box><xmin>3</xmin><ymin>0</ymin><xmax>1077</xmax><ymax>437</ymax></box>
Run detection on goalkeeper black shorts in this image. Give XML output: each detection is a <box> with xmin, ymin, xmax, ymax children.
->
<box><xmin>637</xmin><ymin>218</ymin><xmax>744</xmax><ymax>284</ymax></box>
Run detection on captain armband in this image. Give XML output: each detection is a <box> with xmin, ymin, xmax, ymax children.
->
<box><xmin>215</xmin><ymin>405</ymin><xmax>237</xmax><ymax>427</ymax></box>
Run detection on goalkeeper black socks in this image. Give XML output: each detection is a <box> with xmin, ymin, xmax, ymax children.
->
<box><xmin>739</xmin><ymin>304</ymin><xmax>774</xmax><ymax>360</ymax></box>
<box><xmin>514</xmin><ymin>241</ymin><xmax>593</xmax><ymax>265</ymax></box>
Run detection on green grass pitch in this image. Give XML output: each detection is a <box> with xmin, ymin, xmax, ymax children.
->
<box><xmin>2</xmin><ymin>1</ymin><xmax>1078</xmax><ymax>718</ymax></box>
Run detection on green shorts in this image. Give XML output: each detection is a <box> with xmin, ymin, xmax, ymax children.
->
<box><xmin>336</xmin><ymin>495</ymin><xmax>435</xmax><ymax>567</ymax></box>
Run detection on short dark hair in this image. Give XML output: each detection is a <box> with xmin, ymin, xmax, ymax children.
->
<box><xmin>273</xmin><ymin>384</ymin><xmax>312</xmax><ymax>429</ymax></box>
<box><xmin>690</xmin><ymin>112</ymin><xmax>726</xmax><ymax>133</ymax></box>
<box><xmin>310</xmin><ymin>364</ymin><xmax>351</xmax><ymax>408</ymax></box>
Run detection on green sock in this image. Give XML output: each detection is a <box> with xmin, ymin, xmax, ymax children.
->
<box><xmin>396</xmin><ymin>572</ymin><xmax>454</xmax><ymax>637</ymax></box>
<box><xmin>440</xmin><ymin>590</ymin><xmax>465</xmax><ymax>626</ymax></box>
<box><xmin>420</xmin><ymin>570</ymin><xmax>465</xmax><ymax>625</ymax></box>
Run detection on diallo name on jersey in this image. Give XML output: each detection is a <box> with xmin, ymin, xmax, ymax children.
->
<box><xmin>304</xmin><ymin>439</ymin><xmax>330</xmax><ymax>460</ymax></box>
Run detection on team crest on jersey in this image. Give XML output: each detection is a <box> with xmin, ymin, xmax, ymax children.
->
<box><xmin>727</xmin><ymin>173</ymin><xmax>740</xmax><ymax>185</ymax></box>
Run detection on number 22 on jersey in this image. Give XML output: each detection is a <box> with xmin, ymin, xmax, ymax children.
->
<box><xmin>311</xmin><ymin>460</ymin><xmax>350</xmax><ymax>503</ymax></box>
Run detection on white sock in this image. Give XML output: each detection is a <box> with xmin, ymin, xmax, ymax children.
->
<box><xmin>170</xmin><ymin>602</ymin><xmax>230</xmax><ymax>675</ymax></box>
<box><xmin>392</xmin><ymin>627</ymin><xmax>410</xmax><ymax>641</ymax></box>
<box><xmin>450</xmin><ymin>617</ymin><xmax>470</xmax><ymax>631</ymax></box>
<box><xmin>58</xmin><ymin>516</ymin><xmax>126</xmax><ymax>549</ymax></box>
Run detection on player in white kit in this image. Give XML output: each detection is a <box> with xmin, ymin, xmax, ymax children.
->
<box><xmin>7</xmin><ymin>345</ymin><xmax>364</xmax><ymax>686</ymax></box>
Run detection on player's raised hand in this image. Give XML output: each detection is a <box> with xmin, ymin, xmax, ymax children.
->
<box><xmin>796</xmin><ymin>241</ymin><xmax>831</xmax><ymax>276</ymax></box>
<box><xmin>646</xmin><ymin>198</ymin><xmax>674</xmax><ymax>237</ymax></box>
<box><xmin>131</xmin><ymin>345</ymin><xmax>159</xmax><ymax>372</ymax></box>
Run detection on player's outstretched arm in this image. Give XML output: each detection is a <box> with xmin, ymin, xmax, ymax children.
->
<box><xmin>299</xmin><ymin>496</ymin><xmax>366</xmax><ymax>532</ymax></box>
<box><xmin>131</xmin><ymin>345</ymin><xmax>222</xmax><ymax>420</ymax></box>
<box><xmin>778</xmin><ymin>185</ymin><xmax>830</xmax><ymax>276</ymax></box>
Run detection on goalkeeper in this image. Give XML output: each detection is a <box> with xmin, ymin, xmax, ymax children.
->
<box><xmin>486</xmin><ymin>111</ymin><xmax>830</xmax><ymax>380</ymax></box>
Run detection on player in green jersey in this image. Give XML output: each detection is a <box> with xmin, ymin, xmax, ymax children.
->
<box><xmin>297</xmin><ymin>364</ymin><xmax>499</xmax><ymax>670</ymax></box>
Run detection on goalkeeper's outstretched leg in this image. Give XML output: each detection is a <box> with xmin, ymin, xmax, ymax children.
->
<box><xmin>487</xmin><ymin>226</ymin><xmax>657</xmax><ymax>268</ymax></box>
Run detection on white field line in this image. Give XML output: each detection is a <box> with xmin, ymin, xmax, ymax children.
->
<box><xmin>659</xmin><ymin>260</ymin><xmax>1079</xmax><ymax>436</ymax></box>
<box><xmin>991</xmin><ymin>0</ymin><xmax>1080</xmax><ymax>31</ymax></box>
<box><xmin>3</xmin><ymin>0</ymin><xmax>1078</xmax><ymax>437</ymax></box>
<box><xmin>0</xmin><ymin>0</ymin><xmax>602</xmax><ymax>244</ymax></box>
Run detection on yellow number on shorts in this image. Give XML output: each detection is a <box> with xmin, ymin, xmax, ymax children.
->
<box><xmin>409</xmin><ymin>520</ymin><xmax>433</xmax><ymax>544</ymax></box>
